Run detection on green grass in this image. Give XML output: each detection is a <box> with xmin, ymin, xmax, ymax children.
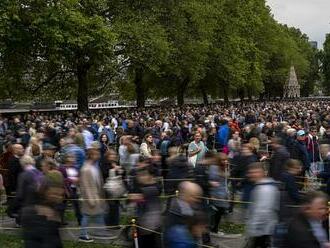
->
<box><xmin>220</xmin><ymin>222</ymin><xmax>245</xmax><ymax>234</ymax></box>
<box><xmin>0</xmin><ymin>233</ymin><xmax>123</xmax><ymax>248</ymax></box>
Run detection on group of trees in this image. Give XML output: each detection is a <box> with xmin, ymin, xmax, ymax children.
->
<box><xmin>321</xmin><ymin>34</ymin><xmax>330</xmax><ymax>95</ymax></box>
<box><xmin>0</xmin><ymin>0</ymin><xmax>320</xmax><ymax>111</ymax></box>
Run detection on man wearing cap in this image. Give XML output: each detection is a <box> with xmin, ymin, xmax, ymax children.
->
<box><xmin>294</xmin><ymin>130</ymin><xmax>310</xmax><ymax>174</ymax></box>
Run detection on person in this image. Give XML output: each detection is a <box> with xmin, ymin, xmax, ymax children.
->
<box><xmin>293</xmin><ymin>130</ymin><xmax>310</xmax><ymax>174</ymax></box>
<box><xmin>164</xmin><ymin>181</ymin><xmax>203</xmax><ymax>247</ymax></box>
<box><xmin>166</xmin><ymin>212</ymin><xmax>208</xmax><ymax>248</ymax></box>
<box><xmin>15</xmin><ymin>156</ymin><xmax>44</xmax><ymax>225</ymax></box>
<box><xmin>231</xmin><ymin>143</ymin><xmax>258</xmax><ymax>203</ymax></box>
<box><xmin>140</xmin><ymin>133</ymin><xmax>155</xmax><ymax>158</ymax></box>
<box><xmin>7</xmin><ymin>143</ymin><xmax>24</xmax><ymax>195</ymax></box>
<box><xmin>21</xmin><ymin>171</ymin><xmax>65</xmax><ymax>248</ymax></box>
<box><xmin>82</xmin><ymin>119</ymin><xmax>94</xmax><ymax>149</ymax></box>
<box><xmin>188</xmin><ymin>132</ymin><xmax>208</xmax><ymax>167</ymax></box>
<box><xmin>59</xmin><ymin>153</ymin><xmax>82</xmax><ymax>226</ymax></box>
<box><xmin>269</xmin><ymin>137</ymin><xmax>290</xmax><ymax>181</ymax></box>
<box><xmin>287</xmin><ymin>191</ymin><xmax>330</xmax><ymax>248</ymax></box>
<box><xmin>99</xmin><ymin>133</ymin><xmax>110</xmax><ymax>162</ymax></box>
<box><xmin>102</xmin><ymin>149</ymin><xmax>124</xmax><ymax>227</ymax></box>
<box><xmin>130</xmin><ymin>164</ymin><xmax>162</xmax><ymax>247</ymax></box>
<box><xmin>209</xmin><ymin>153</ymin><xmax>230</xmax><ymax>235</ymax></box>
<box><xmin>79</xmin><ymin>141</ymin><xmax>107</xmax><ymax>242</ymax></box>
<box><xmin>215</xmin><ymin>119</ymin><xmax>230</xmax><ymax>153</ymax></box>
<box><xmin>307</xmin><ymin>127</ymin><xmax>320</xmax><ymax>169</ymax></box>
<box><xmin>227</xmin><ymin>131</ymin><xmax>241</xmax><ymax>159</ymax></box>
<box><xmin>246</xmin><ymin>162</ymin><xmax>279</xmax><ymax>248</ymax></box>
<box><xmin>279</xmin><ymin>159</ymin><xmax>302</xmax><ymax>221</ymax></box>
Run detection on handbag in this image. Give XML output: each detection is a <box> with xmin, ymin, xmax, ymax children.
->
<box><xmin>104</xmin><ymin>169</ymin><xmax>126</xmax><ymax>198</ymax></box>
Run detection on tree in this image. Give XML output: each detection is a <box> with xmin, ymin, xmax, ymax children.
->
<box><xmin>321</xmin><ymin>34</ymin><xmax>330</xmax><ymax>95</ymax></box>
<box><xmin>0</xmin><ymin>0</ymin><xmax>117</xmax><ymax>111</ymax></box>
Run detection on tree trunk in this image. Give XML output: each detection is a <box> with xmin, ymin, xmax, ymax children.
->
<box><xmin>134</xmin><ymin>68</ymin><xmax>145</xmax><ymax>108</ymax></box>
<box><xmin>201</xmin><ymin>86</ymin><xmax>209</xmax><ymax>105</ymax></box>
<box><xmin>77</xmin><ymin>64</ymin><xmax>89</xmax><ymax>112</ymax></box>
<box><xmin>223</xmin><ymin>84</ymin><xmax>229</xmax><ymax>103</ymax></box>
<box><xmin>177</xmin><ymin>78</ymin><xmax>189</xmax><ymax>106</ymax></box>
<box><xmin>238</xmin><ymin>89</ymin><xmax>245</xmax><ymax>101</ymax></box>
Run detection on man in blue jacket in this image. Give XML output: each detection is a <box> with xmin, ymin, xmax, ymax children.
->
<box><xmin>215</xmin><ymin>119</ymin><xmax>230</xmax><ymax>152</ymax></box>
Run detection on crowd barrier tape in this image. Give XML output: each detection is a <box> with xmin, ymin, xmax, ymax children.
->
<box><xmin>0</xmin><ymin>220</ymin><xmax>218</xmax><ymax>248</ymax></box>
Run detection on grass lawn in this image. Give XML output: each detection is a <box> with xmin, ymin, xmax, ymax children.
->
<box><xmin>0</xmin><ymin>233</ymin><xmax>123</xmax><ymax>248</ymax></box>
<box><xmin>220</xmin><ymin>222</ymin><xmax>245</xmax><ymax>234</ymax></box>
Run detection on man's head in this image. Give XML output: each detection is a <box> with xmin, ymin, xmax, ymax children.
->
<box><xmin>87</xmin><ymin>141</ymin><xmax>101</xmax><ymax>162</ymax></box>
<box><xmin>194</xmin><ymin>132</ymin><xmax>202</xmax><ymax>143</ymax></box>
<box><xmin>12</xmin><ymin>144</ymin><xmax>24</xmax><ymax>157</ymax></box>
<box><xmin>296</xmin><ymin>130</ymin><xmax>306</xmax><ymax>141</ymax></box>
<box><xmin>247</xmin><ymin>162</ymin><xmax>266</xmax><ymax>183</ymax></box>
<box><xmin>178</xmin><ymin>181</ymin><xmax>203</xmax><ymax>205</ymax></box>
<box><xmin>302</xmin><ymin>191</ymin><xmax>328</xmax><ymax>221</ymax></box>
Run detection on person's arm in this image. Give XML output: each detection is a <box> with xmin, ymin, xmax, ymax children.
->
<box><xmin>188</xmin><ymin>143</ymin><xmax>200</xmax><ymax>157</ymax></box>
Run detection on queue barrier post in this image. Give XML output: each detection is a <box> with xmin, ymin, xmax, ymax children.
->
<box><xmin>131</xmin><ymin>218</ymin><xmax>139</xmax><ymax>248</ymax></box>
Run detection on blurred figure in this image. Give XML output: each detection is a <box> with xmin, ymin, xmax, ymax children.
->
<box><xmin>164</xmin><ymin>181</ymin><xmax>203</xmax><ymax>247</ymax></box>
<box><xmin>287</xmin><ymin>191</ymin><xmax>330</xmax><ymax>248</ymax></box>
<box><xmin>59</xmin><ymin>153</ymin><xmax>81</xmax><ymax>226</ymax></box>
<box><xmin>279</xmin><ymin>159</ymin><xmax>302</xmax><ymax>222</ymax></box>
<box><xmin>21</xmin><ymin>171</ymin><xmax>65</xmax><ymax>248</ymax></box>
<box><xmin>79</xmin><ymin>142</ymin><xmax>107</xmax><ymax>242</ymax></box>
<box><xmin>7</xmin><ymin>144</ymin><xmax>24</xmax><ymax>195</ymax></box>
<box><xmin>273</xmin><ymin>159</ymin><xmax>302</xmax><ymax>248</ymax></box>
<box><xmin>269</xmin><ymin>137</ymin><xmax>290</xmax><ymax>181</ymax></box>
<box><xmin>102</xmin><ymin>149</ymin><xmax>124</xmax><ymax>227</ymax></box>
<box><xmin>246</xmin><ymin>163</ymin><xmax>279</xmax><ymax>248</ymax></box>
<box><xmin>166</xmin><ymin>212</ymin><xmax>207</xmax><ymax>248</ymax></box>
<box><xmin>209</xmin><ymin>153</ymin><xmax>230</xmax><ymax>234</ymax></box>
<box><xmin>15</xmin><ymin>156</ymin><xmax>44</xmax><ymax>226</ymax></box>
<box><xmin>130</xmin><ymin>164</ymin><xmax>162</xmax><ymax>247</ymax></box>
<box><xmin>231</xmin><ymin>143</ymin><xmax>258</xmax><ymax>203</ymax></box>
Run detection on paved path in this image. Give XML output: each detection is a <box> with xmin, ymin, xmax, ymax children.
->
<box><xmin>0</xmin><ymin>210</ymin><xmax>245</xmax><ymax>248</ymax></box>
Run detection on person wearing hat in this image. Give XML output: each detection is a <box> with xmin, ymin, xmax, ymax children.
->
<box><xmin>294</xmin><ymin>130</ymin><xmax>310</xmax><ymax>174</ymax></box>
<box><xmin>79</xmin><ymin>141</ymin><xmax>107</xmax><ymax>242</ymax></box>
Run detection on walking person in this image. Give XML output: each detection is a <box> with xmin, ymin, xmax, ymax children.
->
<box><xmin>79</xmin><ymin>142</ymin><xmax>107</xmax><ymax>242</ymax></box>
<box><xmin>245</xmin><ymin>163</ymin><xmax>280</xmax><ymax>248</ymax></box>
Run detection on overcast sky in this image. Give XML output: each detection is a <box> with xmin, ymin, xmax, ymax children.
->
<box><xmin>267</xmin><ymin>0</ymin><xmax>330</xmax><ymax>48</ymax></box>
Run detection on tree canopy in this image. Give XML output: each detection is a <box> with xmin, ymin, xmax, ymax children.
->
<box><xmin>0</xmin><ymin>0</ymin><xmax>321</xmax><ymax>110</ymax></box>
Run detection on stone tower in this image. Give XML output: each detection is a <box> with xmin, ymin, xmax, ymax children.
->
<box><xmin>283</xmin><ymin>66</ymin><xmax>300</xmax><ymax>98</ymax></box>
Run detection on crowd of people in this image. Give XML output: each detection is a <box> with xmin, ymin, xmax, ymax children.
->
<box><xmin>0</xmin><ymin>100</ymin><xmax>330</xmax><ymax>248</ymax></box>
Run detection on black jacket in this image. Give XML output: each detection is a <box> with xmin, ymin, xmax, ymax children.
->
<box><xmin>165</xmin><ymin>155</ymin><xmax>192</xmax><ymax>195</ymax></box>
<box><xmin>287</xmin><ymin>213</ymin><xmax>322</xmax><ymax>248</ymax></box>
<box><xmin>8</xmin><ymin>155</ymin><xmax>22</xmax><ymax>194</ymax></box>
<box><xmin>21</xmin><ymin>205</ymin><xmax>63</xmax><ymax>248</ymax></box>
<box><xmin>269</xmin><ymin>146</ymin><xmax>290</xmax><ymax>181</ymax></box>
